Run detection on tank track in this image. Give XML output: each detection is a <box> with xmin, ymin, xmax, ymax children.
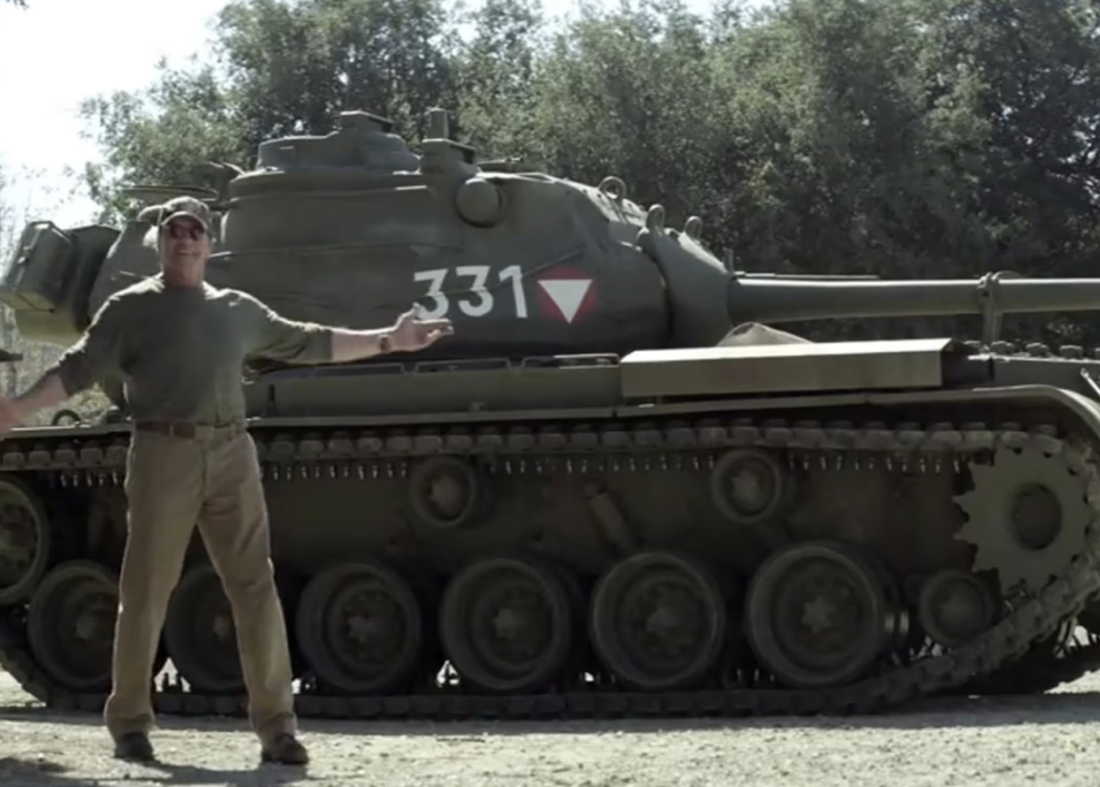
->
<box><xmin>952</xmin><ymin>622</ymin><xmax>1100</xmax><ymax>695</ymax></box>
<box><xmin>1032</xmin><ymin>633</ymin><xmax>1100</xmax><ymax>691</ymax></box>
<box><xmin>2</xmin><ymin>412</ymin><xmax>1100</xmax><ymax>720</ymax></box>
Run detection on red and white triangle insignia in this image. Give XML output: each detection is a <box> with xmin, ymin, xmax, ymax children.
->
<box><xmin>538</xmin><ymin>279</ymin><xmax>592</xmax><ymax>324</ymax></box>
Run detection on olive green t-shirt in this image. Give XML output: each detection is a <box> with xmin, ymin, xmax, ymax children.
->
<box><xmin>46</xmin><ymin>274</ymin><xmax>333</xmax><ymax>424</ymax></box>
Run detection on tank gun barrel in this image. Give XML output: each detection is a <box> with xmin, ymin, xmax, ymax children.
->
<box><xmin>728</xmin><ymin>275</ymin><xmax>1100</xmax><ymax>329</ymax></box>
<box><xmin>734</xmin><ymin>272</ymin><xmax>881</xmax><ymax>281</ymax></box>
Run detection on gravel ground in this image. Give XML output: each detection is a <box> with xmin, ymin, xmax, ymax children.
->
<box><xmin>2</xmin><ymin>669</ymin><xmax>1100</xmax><ymax>787</ymax></box>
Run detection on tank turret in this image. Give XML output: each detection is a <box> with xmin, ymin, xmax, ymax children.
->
<box><xmin>4</xmin><ymin>108</ymin><xmax>1097</xmax><ymax>365</ymax></box>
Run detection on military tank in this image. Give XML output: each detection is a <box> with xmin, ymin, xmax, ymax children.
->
<box><xmin>1</xmin><ymin>107</ymin><xmax>1100</xmax><ymax>723</ymax></box>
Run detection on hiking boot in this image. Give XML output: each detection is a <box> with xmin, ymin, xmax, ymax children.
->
<box><xmin>113</xmin><ymin>732</ymin><xmax>155</xmax><ymax>763</ymax></box>
<box><xmin>261</xmin><ymin>732</ymin><xmax>309</xmax><ymax>765</ymax></box>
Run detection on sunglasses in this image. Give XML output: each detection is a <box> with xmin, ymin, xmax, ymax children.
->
<box><xmin>163</xmin><ymin>221</ymin><xmax>207</xmax><ymax>240</ymax></box>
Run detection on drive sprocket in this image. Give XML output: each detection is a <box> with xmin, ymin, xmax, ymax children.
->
<box><xmin>954</xmin><ymin>441</ymin><xmax>1096</xmax><ymax>596</ymax></box>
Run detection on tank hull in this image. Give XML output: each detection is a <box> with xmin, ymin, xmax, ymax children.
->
<box><xmin>3</xmin><ymin>108</ymin><xmax>1100</xmax><ymax>719</ymax></box>
<box><xmin>1</xmin><ymin>339</ymin><xmax>1099</xmax><ymax>719</ymax></box>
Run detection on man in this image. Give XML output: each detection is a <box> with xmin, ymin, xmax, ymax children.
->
<box><xmin>0</xmin><ymin>195</ymin><xmax>454</xmax><ymax>765</ymax></box>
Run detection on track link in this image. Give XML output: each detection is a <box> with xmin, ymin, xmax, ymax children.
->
<box><xmin>952</xmin><ymin>623</ymin><xmax>1100</xmax><ymax>695</ymax></box>
<box><xmin>1</xmin><ymin>413</ymin><xmax>1100</xmax><ymax>720</ymax></box>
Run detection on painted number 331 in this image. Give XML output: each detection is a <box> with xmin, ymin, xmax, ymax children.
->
<box><xmin>413</xmin><ymin>266</ymin><xmax>528</xmax><ymax>319</ymax></box>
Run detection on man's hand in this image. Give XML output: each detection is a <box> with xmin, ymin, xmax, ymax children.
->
<box><xmin>0</xmin><ymin>374</ymin><xmax>70</xmax><ymax>436</ymax></box>
<box><xmin>390</xmin><ymin>305</ymin><xmax>455</xmax><ymax>353</ymax></box>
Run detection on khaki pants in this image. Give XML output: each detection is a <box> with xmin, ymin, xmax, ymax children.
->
<box><xmin>103</xmin><ymin>424</ymin><xmax>296</xmax><ymax>746</ymax></box>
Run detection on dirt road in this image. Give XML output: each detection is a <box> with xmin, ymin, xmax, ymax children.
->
<box><xmin>2</xmin><ymin>669</ymin><xmax>1099</xmax><ymax>787</ymax></box>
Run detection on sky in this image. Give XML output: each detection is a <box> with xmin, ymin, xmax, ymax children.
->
<box><xmin>0</xmin><ymin>0</ymin><xmax>728</xmax><ymax>229</ymax></box>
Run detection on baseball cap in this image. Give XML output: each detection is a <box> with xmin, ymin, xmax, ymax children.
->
<box><xmin>158</xmin><ymin>195</ymin><xmax>212</xmax><ymax>231</ymax></box>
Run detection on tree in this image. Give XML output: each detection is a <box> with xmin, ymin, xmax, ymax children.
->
<box><xmin>447</xmin><ymin>0</ymin><xmax>545</xmax><ymax>157</ymax></box>
<box><xmin>0</xmin><ymin>161</ymin><xmax>110</xmax><ymax>420</ymax></box>
<box><xmin>79</xmin><ymin>0</ymin><xmax>462</xmax><ymax>221</ymax></box>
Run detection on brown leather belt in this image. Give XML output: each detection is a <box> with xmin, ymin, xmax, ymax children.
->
<box><xmin>134</xmin><ymin>421</ymin><xmax>246</xmax><ymax>439</ymax></box>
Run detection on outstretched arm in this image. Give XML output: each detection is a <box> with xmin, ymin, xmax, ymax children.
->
<box><xmin>330</xmin><ymin>307</ymin><xmax>454</xmax><ymax>361</ymax></box>
<box><xmin>246</xmin><ymin>297</ymin><xmax>454</xmax><ymax>364</ymax></box>
<box><xmin>329</xmin><ymin>326</ymin><xmax>395</xmax><ymax>362</ymax></box>
<box><xmin>0</xmin><ymin>297</ymin><xmax>123</xmax><ymax>434</ymax></box>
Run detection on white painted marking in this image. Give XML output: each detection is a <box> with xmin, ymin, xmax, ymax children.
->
<box><xmin>539</xmin><ymin>279</ymin><xmax>592</xmax><ymax>324</ymax></box>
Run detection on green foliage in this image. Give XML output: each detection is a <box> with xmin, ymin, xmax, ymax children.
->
<box><xmin>0</xmin><ymin>161</ymin><xmax>111</xmax><ymax>421</ymax></box>
<box><xmin>72</xmin><ymin>0</ymin><xmax>1100</xmax><ymax>345</ymax></box>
